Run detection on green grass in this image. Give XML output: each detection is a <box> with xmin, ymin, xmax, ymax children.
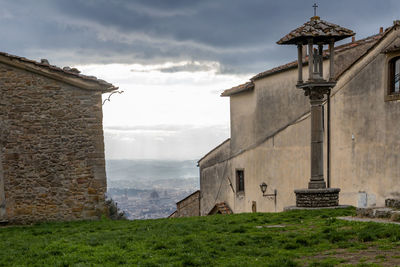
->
<box><xmin>0</xmin><ymin>207</ymin><xmax>399</xmax><ymax>266</ymax></box>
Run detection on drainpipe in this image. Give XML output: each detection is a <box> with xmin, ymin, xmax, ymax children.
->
<box><xmin>327</xmin><ymin>91</ymin><xmax>331</xmax><ymax>188</ymax></box>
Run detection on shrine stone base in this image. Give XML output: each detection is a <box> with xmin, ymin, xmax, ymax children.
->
<box><xmin>294</xmin><ymin>188</ymin><xmax>340</xmax><ymax>208</ymax></box>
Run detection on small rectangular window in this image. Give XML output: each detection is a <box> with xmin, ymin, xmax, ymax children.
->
<box><xmin>395</xmin><ymin>60</ymin><xmax>400</xmax><ymax>93</ymax></box>
<box><xmin>389</xmin><ymin>57</ymin><xmax>400</xmax><ymax>95</ymax></box>
<box><xmin>385</xmin><ymin>56</ymin><xmax>400</xmax><ymax>101</ymax></box>
<box><xmin>236</xmin><ymin>169</ymin><xmax>245</xmax><ymax>193</ymax></box>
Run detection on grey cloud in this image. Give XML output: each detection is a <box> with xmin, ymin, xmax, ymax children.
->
<box><xmin>0</xmin><ymin>0</ymin><xmax>398</xmax><ymax>74</ymax></box>
<box><xmin>129</xmin><ymin>61</ymin><xmax>219</xmax><ymax>73</ymax></box>
<box><xmin>159</xmin><ymin>62</ymin><xmax>215</xmax><ymax>73</ymax></box>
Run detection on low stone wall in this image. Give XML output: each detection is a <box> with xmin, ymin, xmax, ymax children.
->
<box><xmin>295</xmin><ymin>188</ymin><xmax>340</xmax><ymax>207</ymax></box>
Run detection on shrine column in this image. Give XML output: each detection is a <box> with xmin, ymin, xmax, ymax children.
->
<box><xmin>309</xmin><ymin>96</ymin><xmax>326</xmax><ymax>189</ymax></box>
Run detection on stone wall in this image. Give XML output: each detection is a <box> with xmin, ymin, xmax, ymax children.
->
<box><xmin>0</xmin><ymin>62</ymin><xmax>107</xmax><ymax>223</ymax></box>
<box><xmin>176</xmin><ymin>190</ymin><xmax>200</xmax><ymax>217</ymax></box>
<box><xmin>295</xmin><ymin>189</ymin><xmax>340</xmax><ymax>207</ymax></box>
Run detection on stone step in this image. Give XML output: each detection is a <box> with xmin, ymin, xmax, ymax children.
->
<box><xmin>356</xmin><ymin>207</ymin><xmax>393</xmax><ymax>219</ymax></box>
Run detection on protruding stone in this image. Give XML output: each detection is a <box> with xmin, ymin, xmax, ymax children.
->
<box><xmin>40</xmin><ymin>59</ymin><xmax>50</xmax><ymax>65</ymax></box>
<box><xmin>70</xmin><ymin>68</ymin><xmax>81</xmax><ymax>74</ymax></box>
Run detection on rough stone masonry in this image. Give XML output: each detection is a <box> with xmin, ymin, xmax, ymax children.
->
<box><xmin>0</xmin><ymin>54</ymin><xmax>116</xmax><ymax>224</ymax></box>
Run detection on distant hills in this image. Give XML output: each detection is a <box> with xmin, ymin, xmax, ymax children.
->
<box><xmin>105</xmin><ymin>159</ymin><xmax>199</xmax><ymax>190</ymax></box>
<box><xmin>105</xmin><ymin>159</ymin><xmax>200</xmax><ymax>219</ymax></box>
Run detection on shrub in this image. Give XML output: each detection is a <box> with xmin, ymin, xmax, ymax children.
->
<box><xmin>105</xmin><ymin>198</ymin><xmax>126</xmax><ymax>220</ymax></box>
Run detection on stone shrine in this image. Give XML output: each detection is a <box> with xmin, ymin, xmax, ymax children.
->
<box><xmin>277</xmin><ymin>15</ymin><xmax>354</xmax><ymax>207</ymax></box>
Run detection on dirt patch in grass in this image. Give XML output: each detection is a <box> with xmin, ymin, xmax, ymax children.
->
<box><xmin>303</xmin><ymin>246</ymin><xmax>400</xmax><ymax>266</ymax></box>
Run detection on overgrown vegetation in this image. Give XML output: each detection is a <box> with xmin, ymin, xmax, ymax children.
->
<box><xmin>104</xmin><ymin>198</ymin><xmax>127</xmax><ymax>220</ymax></box>
<box><xmin>0</xmin><ymin>207</ymin><xmax>400</xmax><ymax>266</ymax></box>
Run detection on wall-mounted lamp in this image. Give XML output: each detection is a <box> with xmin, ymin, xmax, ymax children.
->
<box><xmin>259</xmin><ymin>182</ymin><xmax>278</xmax><ymax>211</ymax></box>
<box><xmin>259</xmin><ymin>182</ymin><xmax>276</xmax><ymax>196</ymax></box>
<box><xmin>260</xmin><ymin>182</ymin><xmax>268</xmax><ymax>195</ymax></box>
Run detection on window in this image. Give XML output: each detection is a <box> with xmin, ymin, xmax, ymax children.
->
<box><xmin>387</xmin><ymin>56</ymin><xmax>400</xmax><ymax>101</ymax></box>
<box><xmin>236</xmin><ymin>169</ymin><xmax>245</xmax><ymax>193</ymax></box>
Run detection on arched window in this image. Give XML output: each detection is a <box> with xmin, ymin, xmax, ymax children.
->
<box><xmin>389</xmin><ymin>56</ymin><xmax>400</xmax><ymax>94</ymax></box>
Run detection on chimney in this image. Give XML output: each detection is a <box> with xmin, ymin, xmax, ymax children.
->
<box><xmin>352</xmin><ymin>36</ymin><xmax>355</xmax><ymax>42</ymax></box>
<box><xmin>380</xmin><ymin>27</ymin><xmax>383</xmax><ymax>34</ymax></box>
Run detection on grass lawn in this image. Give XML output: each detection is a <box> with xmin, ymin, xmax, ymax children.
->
<box><xmin>1</xmin><ymin>207</ymin><xmax>400</xmax><ymax>266</ymax></box>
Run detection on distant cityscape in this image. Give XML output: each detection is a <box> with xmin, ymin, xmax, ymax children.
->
<box><xmin>106</xmin><ymin>160</ymin><xmax>199</xmax><ymax>220</ymax></box>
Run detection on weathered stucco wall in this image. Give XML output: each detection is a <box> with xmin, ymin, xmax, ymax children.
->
<box><xmin>176</xmin><ymin>190</ymin><xmax>200</xmax><ymax>217</ymax></box>
<box><xmin>201</xmin><ymin>115</ymin><xmax>310</xmax><ymax>214</ymax></box>
<box><xmin>200</xmin><ymin>28</ymin><xmax>400</xmax><ymax>214</ymax></box>
<box><xmin>331</xmin><ymin>28</ymin><xmax>400</xmax><ymax>208</ymax></box>
<box><xmin>199</xmin><ymin>139</ymin><xmax>232</xmax><ymax>215</ymax></box>
<box><xmin>0</xmin><ymin>62</ymin><xmax>107</xmax><ymax>223</ymax></box>
<box><xmin>230</xmin><ymin>91</ymin><xmax>256</xmax><ymax>155</ymax></box>
<box><xmin>254</xmin><ymin>68</ymin><xmax>309</xmax><ymax>145</ymax></box>
<box><xmin>200</xmin><ymin>113</ymin><xmax>311</xmax><ymax>214</ymax></box>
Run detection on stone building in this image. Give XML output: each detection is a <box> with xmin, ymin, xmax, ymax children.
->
<box><xmin>0</xmin><ymin>52</ymin><xmax>116</xmax><ymax>223</ymax></box>
<box><xmin>169</xmin><ymin>190</ymin><xmax>200</xmax><ymax>218</ymax></box>
<box><xmin>199</xmin><ymin>20</ymin><xmax>400</xmax><ymax>215</ymax></box>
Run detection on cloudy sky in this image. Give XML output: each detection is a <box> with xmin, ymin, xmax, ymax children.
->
<box><xmin>1</xmin><ymin>0</ymin><xmax>399</xmax><ymax>160</ymax></box>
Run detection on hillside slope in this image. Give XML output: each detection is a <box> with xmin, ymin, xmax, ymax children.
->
<box><xmin>1</xmin><ymin>208</ymin><xmax>400</xmax><ymax>266</ymax></box>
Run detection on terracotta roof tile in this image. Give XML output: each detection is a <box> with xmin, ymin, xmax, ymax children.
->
<box><xmin>208</xmin><ymin>202</ymin><xmax>233</xmax><ymax>215</ymax></box>
<box><xmin>277</xmin><ymin>18</ymin><xmax>355</xmax><ymax>45</ymax></box>
<box><xmin>221</xmin><ymin>82</ymin><xmax>254</xmax><ymax>97</ymax></box>
<box><xmin>252</xmin><ymin>32</ymin><xmax>385</xmax><ymax>82</ymax></box>
<box><xmin>221</xmin><ymin>29</ymin><xmax>389</xmax><ymax>97</ymax></box>
<box><xmin>0</xmin><ymin>52</ymin><xmax>117</xmax><ymax>91</ymax></box>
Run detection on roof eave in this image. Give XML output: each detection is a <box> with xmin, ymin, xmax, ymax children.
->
<box><xmin>253</xmin><ymin>31</ymin><xmax>387</xmax><ymax>82</ymax></box>
<box><xmin>0</xmin><ymin>54</ymin><xmax>117</xmax><ymax>92</ymax></box>
<box><xmin>277</xmin><ymin>33</ymin><xmax>355</xmax><ymax>45</ymax></box>
<box><xmin>176</xmin><ymin>190</ymin><xmax>200</xmax><ymax>205</ymax></box>
<box><xmin>221</xmin><ymin>82</ymin><xmax>255</xmax><ymax>97</ymax></box>
<box><xmin>197</xmin><ymin>138</ymin><xmax>231</xmax><ymax>165</ymax></box>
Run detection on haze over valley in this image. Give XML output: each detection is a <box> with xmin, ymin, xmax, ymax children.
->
<box><xmin>106</xmin><ymin>159</ymin><xmax>199</xmax><ymax>219</ymax></box>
